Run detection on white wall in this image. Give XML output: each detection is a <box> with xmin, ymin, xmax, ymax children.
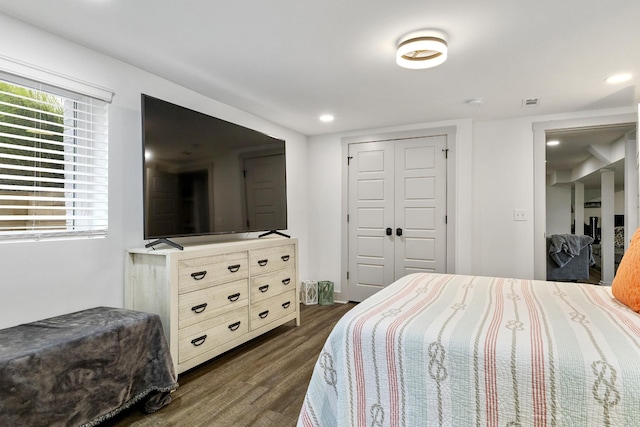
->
<box><xmin>471</xmin><ymin>117</ymin><xmax>537</xmax><ymax>278</ymax></box>
<box><xmin>473</xmin><ymin>109</ymin><xmax>635</xmax><ymax>279</ymax></box>
<box><xmin>307</xmin><ymin>107</ymin><xmax>637</xmax><ymax>293</ymax></box>
<box><xmin>0</xmin><ymin>15</ymin><xmax>308</xmax><ymax>329</ymax></box>
<box><xmin>546</xmin><ymin>185</ymin><xmax>572</xmax><ymax>235</ymax></box>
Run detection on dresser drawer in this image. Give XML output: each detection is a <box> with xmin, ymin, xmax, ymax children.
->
<box><xmin>178</xmin><ymin>251</ymin><xmax>248</xmax><ymax>294</ymax></box>
<box><xmin>249</xmin><ymin>244</ymin><xmax>295</xmax><ymax>275</ymax></box>
<box><xmin>179</xmin><ymin>306</ymin><xmax>249</xmax><ymax>363</ymax></box>
<box><xmin>179</xmin><ymin>279</ymin><xmax>248</xmax><ymax>329</ymax></box>
<box><xmin>250</xmin><ymin>267</ymin><xmax>296</xmax><ymax>303</ymax></box>
<box><xmin>250</xmin><ymin>289</ymin><xmax>296</xmax><ymax>331</ymax></box>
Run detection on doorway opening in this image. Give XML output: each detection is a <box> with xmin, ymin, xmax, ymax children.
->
<box><xmin>533</xmin><ymin>113</ymin><xmax>638</xmax><ymax>283</ymax></box>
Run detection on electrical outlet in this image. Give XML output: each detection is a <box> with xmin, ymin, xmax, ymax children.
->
<box><xmin>514</xmin><ymin>209</ymin><xmax>527</xmax><ymax>221</ymax></box>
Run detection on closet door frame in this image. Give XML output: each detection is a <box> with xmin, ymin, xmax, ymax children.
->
<box><xmin>340</xmin><ymin>126</ymin><xmax>457</xmax><ymax>302</ymax></box>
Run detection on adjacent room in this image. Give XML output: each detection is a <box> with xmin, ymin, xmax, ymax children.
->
<box><xmin>0</xmin><ymin>1</ymin><xmax>639</xmax><ymax>426</ymax></box>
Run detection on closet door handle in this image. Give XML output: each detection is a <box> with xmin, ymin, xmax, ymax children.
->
<box><xmin>258</xmin><ymin>310</ymin><xmax>269</xmax><ymax>319</ymax></box>
<box><xmin>191</xmin><ymin>335</ymin><xmax>207</xmax><ymax>346</ymax></box>
<box><xmin>386</xmin><ymin>227</ymin><xmax>392</xmax><ymax>236</ymax></box>
<box><xmin>191</xmin><ymin>271</ymin><xmax>207</xmax><ymax>280</ymax></box>
<box><xmin>258</xmin><ymin>285</ymin><xmax>269</xmax><ymax>293</ymax></box>
<box><xmin>258</xmin><ymin>259</ymin><xmax>268</xmax><ymax>267</ymax></box>
<box><xmin>228</xmin><ymin>293</ymin><xmax>241</xmax><ymax>302</ymax></box>
<box><xmin>281</xmin><ymin>255</ymin><xmax>290</xmax><ymax>262</ymax></box>
<box><xmin>191</xmin><ymin>303</ymin><xmax>207</xmax><ymax>313</ymax></box>
<box><xmin>227</xmin><ymin>264</ymin><xmax>241</xmax><ymax>273</ymax></box>
<box><xmin>282</xmin><ymin>278</ymin><xmax>291</xmax><ymax>286</ymax></box>
<box><xmin>396</xmin><ymin>228</ymin><xmax>403</xmax><ymax>237</ymax></box>
<box><xmin>282</xmin><ymin>301</ymin><xmax>291</xmax><ymax>309</ymax></box>
<box><xmin>228</xmin><ymin>321</ymin><xmax>241</xmax><ymax>331</ymax></box>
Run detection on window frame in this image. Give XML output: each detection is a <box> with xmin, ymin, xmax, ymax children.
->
<box><xmin>0</xmin><ymin>68</ymin><xmax>112</xmax><ymax>242</ymax></box>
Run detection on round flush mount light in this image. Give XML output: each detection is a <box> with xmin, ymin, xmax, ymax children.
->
<box><xmin>319</xmin><ymin>114</ymin><xmax>334</xmax><ymax>123</ymax></box>
<box><xmin>396</xmin><ymin>30</ymin><xmax>448</xmax><ymax>69</ymax></box>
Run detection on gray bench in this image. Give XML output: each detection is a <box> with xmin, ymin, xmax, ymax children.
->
<box><xmin>0</xmin><ymin>307</ymin><xmax>178</xmax><ymax>426</ymax></box>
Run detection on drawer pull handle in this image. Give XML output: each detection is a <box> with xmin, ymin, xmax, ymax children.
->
<box><xmin>191</xmin><ymin>271</ymin><xmax>207</xmax><ymax>280</ymax></box>
<box><xmin>258</xmin><ymin>259</ymin><xmax>268</xmax><ymax>267</ymax></box>
<box><xmin>281</xmin><ymin>255</ymin><xmax>290</xmax><ymax>262</ymax></box>
<box><xmin>282</xmin><ymin>301</ymin><xmax>291</xmax><ymax>309</ymax></box>
<box><xmin>282</xmin><ymin>278</ymin><xmax>291</xmax><ymax>286</ymax></box>
<box><xmin>191</xmin><ymin>335</ymin><xmax>207</xmax><ymax>346</ymax></box>
<box><xmin>259</xmin><ymin>310</ymin><xmax>269</xmax><ymax>319</ymax></box>
<box><xmin>228</xmin><ymin>293</ymin><xmax>241</xmax><ymax>302</ymax></box>
<box><xmin>228</xmin><ymin>264</ymin><xmax>241</xmax><ymax>273</ymax></box>
<box><xmin>259</xmin><ymin>285</ymin><xmax>269</xmax><ymax>293</ymax></box>
<box><xmin>228</xmin><ymin>321</ymin><xmax>241</xmax><ymax>331</ymax></box>
<box><xmin>191</xmin><ymin>303</ymin><xmax>208</xmax><ymax>313</ymax></box>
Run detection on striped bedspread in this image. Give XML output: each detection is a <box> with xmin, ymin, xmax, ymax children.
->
<box><xmin>298</xmin><ymin>273</ymin><xmax>640</xmax><ymax>426</ymax></box>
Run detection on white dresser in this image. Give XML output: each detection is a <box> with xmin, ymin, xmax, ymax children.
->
<box><xmin>125</xmin><ymin>237</ymin><xmax>299</xmax><ymax>374</ymax></box>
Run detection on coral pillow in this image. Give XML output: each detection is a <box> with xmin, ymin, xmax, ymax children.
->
<box><xmin>612</xmin><ymin>227</ymin><xmax>640</xmax><ymax>312</ymax></box>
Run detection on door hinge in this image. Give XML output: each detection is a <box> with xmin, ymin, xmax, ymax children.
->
<box><xmin>347</xmin><ymin>214</ymin><xmax>349</xmax><ymax>223</ymax></box>
<box><xmin>346</xmin><ymin>271</ymin><xmax>349</xmax><ymax>280</ymax></box>
<box><xmin>347</xmin><ymin>156</ymin><xmax>353</xmax><ymax>165</ymax></box>
<box><xmin>442</xmin><ymin>148</ymin><xmax>449</xmax><ymax>159</ymax></box>
<box><xmin>243</xmin><ymin>169</ymin><xmax>247</xmax><ymax>177</ymax></box>
<box><xmin>445</xmin><ymin>215</ymin><xmax>448</xmax><ymax>224</ymax></box>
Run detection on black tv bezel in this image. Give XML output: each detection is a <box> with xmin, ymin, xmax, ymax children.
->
<box><xmin>140</xmin><ymin>93</ymin><xmax>288</xmax><ymax>241</ymax></box>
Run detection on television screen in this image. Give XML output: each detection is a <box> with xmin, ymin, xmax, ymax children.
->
<box><xmin>141</xmin><ymin>94</ymin><xmax>287</xmax><ymax>240</ymax></box>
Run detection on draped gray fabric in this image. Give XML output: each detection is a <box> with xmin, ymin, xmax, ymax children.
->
<box><xmin>548</xmin><ymin>233</ymin><xmax>594</xmax><ymax>268</ymax></box>
<box><xmin>0</xmin><ymin>307</ymin><xmax>178</xmax><ymax>426</ymax></box>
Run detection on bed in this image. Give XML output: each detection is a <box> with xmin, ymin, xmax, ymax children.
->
<box><xmin>298</xmin><ymin>273</ymin><xmax>640</xmax><ymax>426</ymax></box>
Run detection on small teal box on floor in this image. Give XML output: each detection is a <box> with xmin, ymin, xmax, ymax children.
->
<box><xmin>318</xmin><ymin>280</ymin><xmax>334</xmax><ymax>305</ymax></box>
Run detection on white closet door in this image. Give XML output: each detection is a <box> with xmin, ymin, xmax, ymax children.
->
<box><xmin>348</xmin><ymin>136</ymin><xmax>447</xmax><ymax>302</ymax></box>
<box><xmin>347</xmin><ymin>141</ymin><xmax>395</xmax><ymax>302</ymax></box>
<box><xmin>394</xmin><ymin>136</ymin><xmax>447</xmax><ymax>278</ymax></box>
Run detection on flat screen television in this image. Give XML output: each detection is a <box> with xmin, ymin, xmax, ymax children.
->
<box><xmin>141</xmin><ymin>94</ymin><xmax>287</xmax><ymax>247</ymax></box>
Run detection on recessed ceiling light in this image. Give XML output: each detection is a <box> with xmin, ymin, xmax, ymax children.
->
<box><xmin>546</xmin><ymin>140</ymin><xmax>560</xmax><ymax>146</ymax></box>
<box><xmin>319</xmin><ymin>114</ymin><xmax>334</xmax><ymax>123</ymax></box>
<box><xmin>605</xmin><ymin>73</ymin><xmax>632</xmax><ymax>84</ymax></box>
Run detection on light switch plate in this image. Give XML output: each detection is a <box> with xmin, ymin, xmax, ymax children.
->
<box><xmin>514</xmin><ymin>209</ymin><xmax>527</xmax><ymax>221</ymax></box>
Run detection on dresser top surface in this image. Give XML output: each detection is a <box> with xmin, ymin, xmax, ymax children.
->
<box><xmin>128</xmin><ymin>236</ymin><xmax>297</xmax><ymax>256</ymax></box>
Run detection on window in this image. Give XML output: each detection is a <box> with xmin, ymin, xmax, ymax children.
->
<box><xmin>0</xmin><ymin>73</ymin><xmax>109</xmax><ymax>241</ymax></box>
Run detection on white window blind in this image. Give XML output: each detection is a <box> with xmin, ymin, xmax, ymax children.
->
<box><xmin>0</xmin><ymin>73</ymin><xmax>109</xmax><ymax>241</ymax></box>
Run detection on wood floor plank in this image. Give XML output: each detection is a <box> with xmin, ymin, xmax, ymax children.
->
<box><xmin>102</xmin><ymin>302</ymin><xmax>356</xmax><ymax>427</ymax></box>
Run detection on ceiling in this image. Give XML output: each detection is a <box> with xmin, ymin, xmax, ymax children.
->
<box><xmin>546</xmin><ymin>124</ymin><xmax>636</xmax><ymax>193</ymax></box>
<box><xmin>0</xmin><ymin>0</ymin><xmax>638</xmax><ymax>137</ymax></box>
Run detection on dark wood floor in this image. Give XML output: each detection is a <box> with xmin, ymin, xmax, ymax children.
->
<box><xmin>586</xmin><ymin>266</ymin><xmax>601</xmax><ymax>284</ymax></box>
<box><xmin>102</xmin><ymin>302</ymin><xmax>356</xmax><ymax>427</ymax></box>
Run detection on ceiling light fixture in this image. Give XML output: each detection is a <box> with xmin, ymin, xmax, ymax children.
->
<box><xmin>605</xmin><ymin>73</ymin><xmax>632</xmax><ymax>84</ymax></box>
<box><xmin>396</xmin><ymin>30</ymin><xmax>448</xmax><ymax>69</ymax></box>
<box><xmin>546</xmin><ymin>140</ymin><xmax>560</xmax><ymax>146</ymax></box>
<box><xmin>319</xmin><ymin>114</ymin><xmax>334</xmax><ymax>123</ymax></box>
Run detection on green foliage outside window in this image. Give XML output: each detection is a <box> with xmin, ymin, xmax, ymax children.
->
<box><xmin>0</xmin><ymin>81</ymin><xmax>65</xmax><ymax>188</ymax></box>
